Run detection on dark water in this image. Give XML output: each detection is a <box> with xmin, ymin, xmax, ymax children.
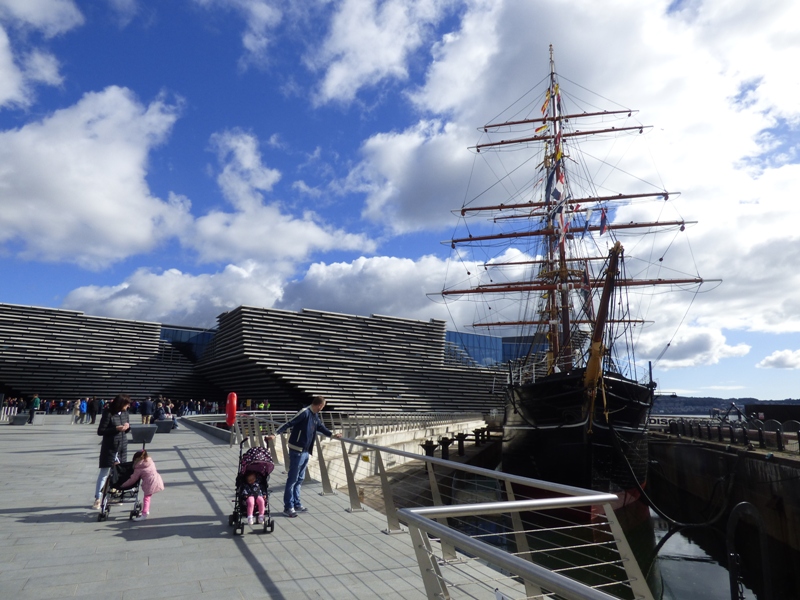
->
<box><xmin>639</xmin><ymin>480</ymin><xmax>800</xmax><ymax>600</ymax></box>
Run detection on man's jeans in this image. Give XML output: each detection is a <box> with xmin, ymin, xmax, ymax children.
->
<box><xmin>284</xmin><ymin>449</ymin><xmax>310</xmax><ymax>511</ymax></box>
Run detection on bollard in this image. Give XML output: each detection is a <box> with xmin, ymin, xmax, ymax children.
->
<box><xmin>473</xmin><ymin>428</ymin><xmax>482</xmax><ymax>447</ymax></box>
<box><xmin>420</xmin><ymin>439</ymin><xmax>438</xmax><ymax>473</ymax></box>
<box><xmin>455</xmin><ymin>432</ymin><xmax>468</xmax><ymax>456</ymax></box>
<box><xmin>420</xmin><ymin>439</ymin><xmax>438</xmax><ymax>457</ymax></box>
<box><xmin>439</xmin><ymin>437</ymin><xmax>452</xmax><ymax>461</ymax></box>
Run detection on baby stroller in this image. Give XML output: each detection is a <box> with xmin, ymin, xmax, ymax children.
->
<box><xmin>97</xmin><ymin>424</ymin><xmax>156</xmax><ymax>522</ymax></box>
<box><xmin>229</xmin><ymin>442</ymin><xmax>275</xmax><ymax>535</ymax></box>
<box><xmin>97</xmin><ymin>461</ymin><xmax>142</xmax><ymax>521</ymax></box>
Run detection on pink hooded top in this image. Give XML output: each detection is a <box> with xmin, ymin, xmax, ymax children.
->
<box><xmin>122</xmin><ymin>457</ymin><xmax>164</xmax><ymax>496</ymax></box>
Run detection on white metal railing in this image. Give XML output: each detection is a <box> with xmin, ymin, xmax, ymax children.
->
<box><xmin>186</xmin><ymin>411</ymin><xmax>652</xmax><ymax>599</ymax></box>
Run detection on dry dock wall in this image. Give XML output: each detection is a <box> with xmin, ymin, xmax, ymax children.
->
<box><xmin>648</xmin><ymin>433</ymin><xmax>800</xmax><ymax>551</ymax></box>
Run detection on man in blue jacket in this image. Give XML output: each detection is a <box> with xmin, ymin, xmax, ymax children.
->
<box><xmin>268</xmin><ymin>396</ymin><xmax>341</xmax><ymax>518</ymax></box>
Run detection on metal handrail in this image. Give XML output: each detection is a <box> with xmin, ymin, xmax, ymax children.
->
<box><xmin>258</xmin><ymin>414</ymin><xmax>651</xmax><ymax>600</ymax></box>
<box><xmin>402</xmin><ymin>507</ymin><xmax>623</xmax><ymax>600</ymax></box>
<box><xmin>186</xmin><ymin>411</ymin><xmax>652</xmax><ymax>599</ymax></box>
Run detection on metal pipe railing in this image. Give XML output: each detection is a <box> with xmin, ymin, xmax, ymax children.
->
<box><xmin>187</xmin><ymin>411</ymin><xmax>652</xmax><ymax>599</ymax></box>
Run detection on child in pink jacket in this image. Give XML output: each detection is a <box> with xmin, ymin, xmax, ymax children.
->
<box><xmin>122</xmin><ymin>449</ymin><xmax>164</xmax><ymax>521</ymax></box>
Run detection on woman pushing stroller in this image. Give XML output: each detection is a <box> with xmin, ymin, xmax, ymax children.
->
<box><xmin>93</xmin><ymin>394</ymin><xmax>131</xmax><ymax>509</ymax></box>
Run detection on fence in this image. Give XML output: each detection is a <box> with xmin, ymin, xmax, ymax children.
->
<box><xmin>651</xmin><ymin>417</ymin><xmax>800</xmax><ymax>453</ymax></box>
<box><xmin>204</xmin><ymin>411</ymin><xmax>654</xmax><ymax>600</ymax></box>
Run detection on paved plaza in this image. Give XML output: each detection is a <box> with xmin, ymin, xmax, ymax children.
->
<box><xmin>0</xmin><ymin>416</ymin><xmax>429</xmax><ymax>600</ymax></box>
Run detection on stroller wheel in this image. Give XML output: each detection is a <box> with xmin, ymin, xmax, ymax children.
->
<box><xmin>129</xmin><ymin>510</ymin><xmax>140</xmax><ymax>520</ymax></box>
<box><xmin>265</xmin><ymin>519</ymin><xmax>274</xmax><ymax>534</ymax></box>
<box><xmin>235</xmin><ymin>526</ymin><xmax>244</xmax><ymax>536</ymax></box>
<box><xmin>228</xmin><ymin>514</ymin><xmax>235</xmax><ymax>526</ymax></box>
<box><xmin>98</xmin><ymin>512</ymin><xmax>106</xmax><ymax>522</ymax></box>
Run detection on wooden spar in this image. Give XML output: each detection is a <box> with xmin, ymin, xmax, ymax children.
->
<box><xmin>450</xmin><ymin>220</ymin><xmax>693</xmax><ymax>246</ymax></box>
<box><xmin>441</xmin><ymin>275</ymin><xmax>708</xmax><ymax>296</ymax></box>
<box><xmin>484</xmin><ymin>256</ymin><xmax>608</xmax><ymax>268</ymax></box>
<box><xmin>583</xmin><ymin>242</ymin><xmax>622</xmax><ymax>390</ymax></box>
<box><xmin>481</xmin><ymin>109</ymin><xmax>637</xmax><ymax>131</ymax></box>
<box><xmin>460</xmin><ymin>192</ymin><xmax>670</xmax><ymax>216</ymax></box>
<box><xmin>471</xmin><ymin>319</ymin><xmax>646</xmax><ymax>327</ymax></box>
<box><xmin>472</xmin><ymin>125</ymin><xmax>650</xmax><ymax>152</ymax></box>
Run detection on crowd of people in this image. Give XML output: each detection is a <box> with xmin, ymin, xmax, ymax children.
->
<box><xmin>1</xmin><ymin>395</ymin><xmax>219</xmax><ymax>421</ymax></box>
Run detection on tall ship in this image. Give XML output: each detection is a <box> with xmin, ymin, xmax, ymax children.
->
<box><xmin>439</xmin><ymin>46</ymin><xmax>714</xmax><ymax>498</ymax></box>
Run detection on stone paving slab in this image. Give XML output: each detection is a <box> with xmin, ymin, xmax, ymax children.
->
<box><xmin>0</xmin><ymin>416</ymin><xmax>430</xmax><ymax>600</ymax></box>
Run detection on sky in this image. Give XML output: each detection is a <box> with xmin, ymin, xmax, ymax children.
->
<box><xmin>0</xmin><ymin>0</ymin><xmax>799</xmax><ymax>400</ymax></box>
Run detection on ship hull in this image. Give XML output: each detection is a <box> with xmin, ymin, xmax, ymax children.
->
<box><xmin>502</xmin><ymin>368</ymin><xmax>653</xmax><ymax>501</ymax></box>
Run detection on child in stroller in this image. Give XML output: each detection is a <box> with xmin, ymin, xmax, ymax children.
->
<box><xmin>97</xmin><ymin>461</ymin><xmax>142</xmax><ymax>522</ymax></box>
<box><xmin>229</xmin><ymin>443</ymin><xmax>274</xmax><ymax>535</ymax></box>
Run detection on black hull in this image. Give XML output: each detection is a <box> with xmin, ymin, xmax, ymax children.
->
<box><xmin>502</xmin><ymin>368</ymin><xmax>653</xmax><ymax>498</ymax></box>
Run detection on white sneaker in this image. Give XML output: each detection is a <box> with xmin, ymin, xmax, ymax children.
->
<box><xmin>247</xmin><ymin>516</ymin><xmax>254</xmax><ymax>525</ymax></box>
<box><xmin>92</xmin><ymin>499</ymin><xmax>101</xmax><ymax>510</ymax></box>
<box><xmin>257</xmin><ymin>515</ymin><xmax>265</xmax><ymax>524</ymax></box>
<box><xmin>133</xmin><ymin>513</ymin><xmax>148</xmax><ymax>522</ymax></box>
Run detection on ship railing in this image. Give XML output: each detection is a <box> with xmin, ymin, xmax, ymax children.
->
<box><xmin>649</xmin><ymin>415</ymin><xmax>800</xmax><ymax>454</ymax></box>
<box><xmin>255</xmin><ymin>415</ymin><xmax>653</xmax><ymax>600</ymax></box>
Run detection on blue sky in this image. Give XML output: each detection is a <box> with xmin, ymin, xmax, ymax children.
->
<box><xmin>1</xmin><ymin>0</ymin><xmax>799</xmax><ymax>400</ymax></box>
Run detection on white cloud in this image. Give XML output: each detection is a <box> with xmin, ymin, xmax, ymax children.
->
<box><xmin>0</xmin><ymin>1</ymin><xmax>81</xmax><ymax>108</ymax></box>
<box><xmin>0</xmin><ymin>0</ymin><xmax>84</xmax><ymax>37</ymax></box>
<box><xmin>193</xmin><ymin>0</ymin><xmax>281</xmax><ymax>68</ymax></box>
<box><xmin>20</xmin><ymin>49</ymin><xmax>62</xmax><ymax>85</ymax></box>
<box><xmin>0</xmin><ymin>26</ymin><xmax>24</xmax><ymax>106</ymax></box>
<box><xmin>310</xmin><ymin>0</ymin><xmax>455</xmax><ymax>105</ymax></box>
<box><xmin>346</xmin><ymin>119</ymin><xmax>474</xmax><ymax>233</ymax></box>
<box><xmin>106</xmin><ymin>0</ymin><xmax>139</xmax><ymax>27</ymax></box>
<box><xmin>182</xmin><ymin>129</ymin><xmax>376</xmax><ymax>265</ymax></box>
<box><xmin>0</xmin><ymin>27</ymin><xmax>66</xmax><ymax>108</ymax></box>
<box><xmin>277</xmin><ymin>254</ymin><xmax>460</xmax><ymax>322</ymax></box>
<box><xmin>0</xmin><ymin>86</ymin><xmax>186</xmax><ymax>269</ymax></box>
<box><xmin>62</xmin><ymin>262</ymin><xmax>285</xmax><ymax>328</ymax></box>
<box><xmin>338</xmin><ymin>0</ymin><xmax>800</xmax><ymax>372</ymax></box>
<box><xmin>756</xmin><ymin>350</ymin><xmax>800</xmax><ymax>370</ymax></box>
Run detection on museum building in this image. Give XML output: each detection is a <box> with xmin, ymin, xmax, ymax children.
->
<box><xmin>0</xmin><ymin>303</ymin><xmax>505</xmax><ymax>413</ymax></box>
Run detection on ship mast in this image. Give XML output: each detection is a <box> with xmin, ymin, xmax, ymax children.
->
<box><xmin>545</xmin><ymin>44</ymin><xmax>572</xmax><ymax>372</ymax></box>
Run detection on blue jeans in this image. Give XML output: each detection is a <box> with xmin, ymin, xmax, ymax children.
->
<box><xmin>284</xmin><ymin>450</ymin><xmax>310</xmax><ymax>511</ymax></box>
<box><xmin>95</xmin><ymin>467</ymin><xmax>111</xmax><ymax>499</ymax></box>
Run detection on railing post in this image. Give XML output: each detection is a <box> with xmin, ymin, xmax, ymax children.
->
<box><xmin>314</xmin><ymin>435</ymin><xmax>336</xmax><ymax>496</ymax></box>
<box><xmin>375</xmin><ymin>450</ymin><xmax>404</xmax><ymax>534</ymax></box>
<box><xmin>602</xmin><ymin>503</ymin><xmax>653</xmax><ymax>600</ymax></box>
<box><xmin>427</xmin><ymin>463</ymin><xmax>457</xmax><ymax>562</ymax></box>
<box><xmin>408</xmin><ymin>524</ymin><xmax>450</xmax><ymax>599</ymax></box>
<box><xmin>504</xmin><ymin>480</ymin><xmax>544</xmax><ymax>599</ymax></box>
<box><xmin>473</xmin><ymin>428</ymin><xmax>482</xmax><ymax>446</ymax></box>
<box><xmin>279</xmin><ymin>431</ymin><xmax>290</xmax><ymax>468</ymax></box>
<box><xmin>340</xmin><ymin>439</ymin><xmax>366</xmax><ymax>513</ymax></box>
<box><xmin>776</xmin><ymin>424</ymin><xmax>785</xmax><ymax>452</ymax></box>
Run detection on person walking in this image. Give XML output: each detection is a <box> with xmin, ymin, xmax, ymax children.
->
<box><xmin>71</xmin><ymin>399</ymin><xmax>81</xmax><ymax>425</ymax></box>
<box><xmin>88</xmin><ymin>397</ymin><xmax>99</xmax><ymax>424</ymax></box>
<box><xmin>27</xmin><ymin>393</ymin><xmax>41</xmax><ymax>424</ymax></box>
<box><xmin>266</xmin><ymin>396</ymin><xmax>341</xmax><ymax>518</ymax></box>
<box><xmin>92</xmin><ymin>395</ymin><xmax>131</xmax><ymax>510</ymax></box>
<box><xmin>140</xmin><ymin>397</ymin><xmax>154</xmax><ymax>424</ymax></box>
